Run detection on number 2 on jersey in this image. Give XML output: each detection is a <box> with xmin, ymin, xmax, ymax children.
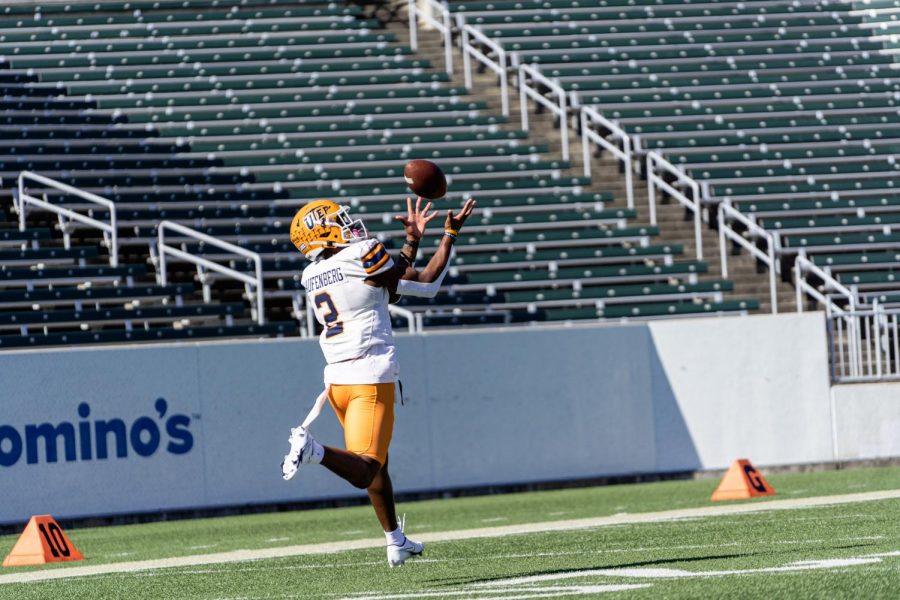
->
<box><xmin>314</xmin><ymin>292</ymin><xmax>344</xmax><ymax>338</ymax></box>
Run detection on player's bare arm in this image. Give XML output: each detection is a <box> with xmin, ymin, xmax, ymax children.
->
<box><xmin>411</xmin><ymin>198</ymin><xmax>476</xmax><ymax>282</ymax></box>
<box><xmin>393</xmin><ymin>196</ymin><xmax>438</xmax><ymax>272</ymax></box>
<box><xmin>367</xmin><ymin>197</ymin><xmax>477</xmax><ymax>291</ymax></box>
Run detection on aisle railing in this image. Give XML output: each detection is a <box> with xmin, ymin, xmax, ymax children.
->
<box><xmin>15</xmin><ymin>171</ymin><xmax>119</xmax><ymax>267</ymax></box>
<box><xmin>155</xmin><ymin>221</ymin><xmax>266</xmax><ymax>325</ymax></box>
<box><xmin>408</xmin><ymin>0</ymin><xmax>454</xmax><ymax>75</ymax></box>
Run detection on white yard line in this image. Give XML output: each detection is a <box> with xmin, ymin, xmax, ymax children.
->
<box><xmin>351</xmin><ymin>550</ymin><xmax>900</xmax><ymax>599</ymax></box>
<box><xmin>1</xmin><ymin>489</ymin><xmax>898</xmax><ymax>585</ymax></box>
<box><xmin>86</xmin><ymin>534</ymin><xmax>885</xmax><ymax>579</ymax></box>
<box><xmin>474</xmin><ymin>551</ymin><xmax>900</xmax><ymax>586</ymax></box>
<box><xmin>345</xmin><ymin>584</ymin><xmax>652</xmax><ymax>599</ymax></box>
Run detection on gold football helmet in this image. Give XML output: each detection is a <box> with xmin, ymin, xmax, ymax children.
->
<box><xmin>290</xmin><ymin>199</ymin><xmax>368</xmax><ymax>259</ymax></box>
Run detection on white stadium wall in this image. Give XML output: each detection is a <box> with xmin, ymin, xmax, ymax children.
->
<box><xmin>0</xmin><ymin>311</ymin><xmax>895</xmax><ymax>524</ymax></box>
<box><xmin>832</xmin><ymin>383</ymin><xmax>900</xmax><ymax>461</ymax></box>
<box><xmin>646</xmin><ymin>314</ymin><xmax>835</xmax><ymax>470</ymax></box>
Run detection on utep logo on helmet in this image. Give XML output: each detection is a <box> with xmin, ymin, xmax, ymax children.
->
<box><xmin>303</xmin><ymin>205</ymin><xmax>329</xmax><ymax>230</ymax></box>
<box><xmin>0</xmin><ymin>398</ymin><xmax>194</xmax><ymax>467</ymax></box>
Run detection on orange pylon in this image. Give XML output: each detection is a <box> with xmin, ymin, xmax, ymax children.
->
<box><xmin>2</xmin><ymin>515</ymin><xmax>84</xmax><ymax>567</ymax></box>
<box><xmin>711</xmin><ymin>459</ymin><xmax>776</xmax><ymax>502</ymax></box>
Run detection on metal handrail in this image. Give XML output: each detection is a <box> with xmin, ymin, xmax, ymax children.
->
<box><xmin>580</xmin><ymin>106</ymin><xmax>633</xmax><ymax>208</ymax></box>
<box><xmin>793</xmin><ymin>254</ymin><xmax>859</xmax><ymax>315</ymax></box>
<box><xmin>388</xmin><ymin>304</ymin><xmax>423</xmax><ymax>334</ymax></box>
<box><xmin>15</xmin><ymin>171</ymin><xmax>119</xmax><ymax>266</ymax></box>
<box><xmin>798</xmin><ymin>254</ymin><xmax>863</xmax><ymax>380</ymax></box>
<box><xmin>646</xmin><ymin>152</ymin><xmax>703</xmax><ymax>259</ymax></box>
<box><xmin>304</xmin><ymin>296</ymin><xmax>317</xmax><ymax>338</ymax></box>
<box><xmin>718</xmin><ymin>202</ymin><xmax>779</xmax><ymax>313</ymax></box>
<box><xmin>291</xmin><ymin>293</ymin><xmax>316</xmax><ymax>339</ymax></box>
<box><xmin>518</xmin><ymin>63</ymin><xmax>570</xmax><ymax>161</ymax></box>
<box><xmin>156</xmin><ymin>221</ymin><xmax>265</xmax><ymax>325</ymax></box>
<box><xmin>408</xmin><ymin>0</ymin><xmax>453</xmax><ymax>75</ymax></box>
<box><xmin>826</xmin><ymin>301</ymin><xmax>900</xmax><ymax>383</ymax></box>
<box><xmin>461</xmin><ymin>24</ymin><xmax>509</xmax><ymax>116</ymax></box>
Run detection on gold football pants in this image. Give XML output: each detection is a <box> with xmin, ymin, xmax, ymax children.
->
<box><xmin>327</xmin><ymin>383</ymin><xmax>395</xmax><ymax>464</ymax></box>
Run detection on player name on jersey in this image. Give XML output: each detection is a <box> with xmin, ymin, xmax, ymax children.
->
<box><xmin>302</xmin><ymin>267</ymin><xmax>346</xmax><ymax>292</ymax></box>
<box><xmin>301</xmin><ymin>240</ymin><xmax>396</xmax><ymax>370</ymax></box>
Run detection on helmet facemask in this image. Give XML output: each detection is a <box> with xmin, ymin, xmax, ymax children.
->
<box><xmin>330</xmin><ymin>206</ymin><xmax>368</xmax><ymax>244</ymax></box>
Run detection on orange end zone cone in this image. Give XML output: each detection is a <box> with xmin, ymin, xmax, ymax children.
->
<box><xmin>711</xmin><ymin>459</ymin><xmax>776</xmax><ymax>502</ymax></box>
<box><xmin>2</xmin><ymin>515</ymin><xmax>84</xmax><ymax>567</ymax></box>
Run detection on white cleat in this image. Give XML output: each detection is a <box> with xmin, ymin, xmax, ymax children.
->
<box><xmin>281</xmin><ymin>426</ymin><xmax>315</xmax><ymax>481</ymax></box>
<box><xmin>387</xmin><ymin>536</ymin><xmax>424</xmax><ymax>568</ymax></box>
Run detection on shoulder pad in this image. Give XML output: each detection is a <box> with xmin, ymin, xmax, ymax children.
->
<box><xmin>359</xmin><ymin>240</ymin><xmax>393</xmax><ymax>276</ymax></box>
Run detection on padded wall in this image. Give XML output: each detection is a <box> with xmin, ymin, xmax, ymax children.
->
<box><xmin>0</xmin><ymin>312</ymin><xmax>845</xmax><ymax>523</ymax></box>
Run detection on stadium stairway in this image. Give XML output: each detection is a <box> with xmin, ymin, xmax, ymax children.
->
<box><xmin>431</xmin><ymin>0</ymin><xmax>900</xmax><ymax>315</ymax></box>
<box><xmin>395</xmin><ymin>12</ymin><xmax>794</xmax><ymax>313</ymax></box>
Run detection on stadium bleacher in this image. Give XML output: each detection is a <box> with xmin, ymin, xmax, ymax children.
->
<box><xmin>0</xmin><ymin>0</ymin><xmax>766</xmax><ymax>348</ymax></box>
<box><xmin>445</xmin><ymin>0</ymin><xmax>900</xmax><ymax>312</ymax></box>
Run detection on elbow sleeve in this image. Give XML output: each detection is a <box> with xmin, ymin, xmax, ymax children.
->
<box><xmin>397</xmin><ymin>263</ymin><xmax>450</xmax><ymax>298</ymax></box>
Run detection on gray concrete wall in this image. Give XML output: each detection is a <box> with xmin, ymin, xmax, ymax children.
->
<box><xmin>647</xmin><ymin>313</ymin><xmax>835</xmax><ymax>469</ymax></box>
<box><xmin>0</xmin><ymin>313</ymin><xmax>849</xmax><ymax>523</ymax></box>
<box><xmin>832</xmin><ymin>383</ymin><xmax>900</xmax><ymax>461</ymax></box>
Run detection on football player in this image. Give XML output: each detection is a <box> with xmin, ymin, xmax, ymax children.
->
<box><xmin>283</xmin><ymin>196</ymin><xmax>476</xmax><ymax>567</ymax></box>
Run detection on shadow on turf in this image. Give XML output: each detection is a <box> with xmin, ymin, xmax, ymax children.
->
<box><xmin>831</xmin><ymin>542</ymin><xmax>879</xmax><ymax>551</ymax></box>
<box><xmin>430</xmin><ymin>553</ymin><xmax>751</xmax><ymax>587</ymax></box>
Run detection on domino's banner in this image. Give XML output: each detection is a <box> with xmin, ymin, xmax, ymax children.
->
<box><xmin>0</xmin><ymin>339</ymin><xmax>362</xmax><ymax>524</ymax></box>
<box><xmin>0</xmin><ymin>313</ymin><xmax>837</xmax><ymax>524</ymax></box>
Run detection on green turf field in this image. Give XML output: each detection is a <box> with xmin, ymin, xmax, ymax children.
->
<box><xmin>1</xmin><ymin>466</ymin><xmax>898</xmax><ymax>599</ymax></box>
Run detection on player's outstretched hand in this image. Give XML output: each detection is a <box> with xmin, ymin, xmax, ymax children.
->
<box><xmin>446</xmin><ymin>198</ymin><xmax>476</xmax><ymax>231</ymax></box>
<box><xmin>395</xmin><ymin>196</ymin><xmax>439</xmax><ymax>241</ymax></box>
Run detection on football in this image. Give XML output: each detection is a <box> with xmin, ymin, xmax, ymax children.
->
<box><xmin>403</xmin><ymin>159</ymin><xmax>448</xmax><ymax>199</ymax></box>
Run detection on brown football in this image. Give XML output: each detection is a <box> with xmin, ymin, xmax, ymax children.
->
<box><xmin>403</xmin><ymin>159</ymin><xmax>447</xmax><ymax>199</ymax></box>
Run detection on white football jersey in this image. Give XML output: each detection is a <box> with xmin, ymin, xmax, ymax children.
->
<box><xmin>301</xmin><ymin>239</ymin><xmax>398</xmax><ymax>384</ymax></box>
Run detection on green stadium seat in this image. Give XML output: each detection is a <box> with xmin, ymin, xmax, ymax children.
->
<box><xmin>0</xmin><ymin>0</ymin><xmax>764</xmax><ymax>343</ymax></box>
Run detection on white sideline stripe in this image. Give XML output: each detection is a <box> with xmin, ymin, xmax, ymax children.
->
<box><xmin>104</xmin><ymin>534</ymin><xmax>890</xmax><ymax>578</ymax></box>
<box><xmin>474</xmin><ymin>552</ymin><xmax>900</xmax><ymax>586</ymax></box>
<box><xmin>119</xmin><ymin>535</ymin><xmax>882</xmax><ymax>579</ymax></box>
<box><xmin>1</xmin><ymin>488</ymin><xmax>898</xmax><ymax>585</ymax></box>
<box><xmin>338</xmin><ymin>550</ymin><xmax>900</xmax><ymax>600</ymax></box>
<box><xmin>344</xmin><ymin>584</ymin><xmax>652</xmax><ymax>599</ymax></box>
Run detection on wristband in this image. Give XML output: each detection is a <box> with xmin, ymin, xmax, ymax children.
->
<box><xmin>404</xmin><ymin>238</ymin><xmax>420</xmax><ymax>246</ymax></box>
<box><xmin>443</xmin><ymin>231</ymin><xmax>458</xmax><ymax>241</ymax></box>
